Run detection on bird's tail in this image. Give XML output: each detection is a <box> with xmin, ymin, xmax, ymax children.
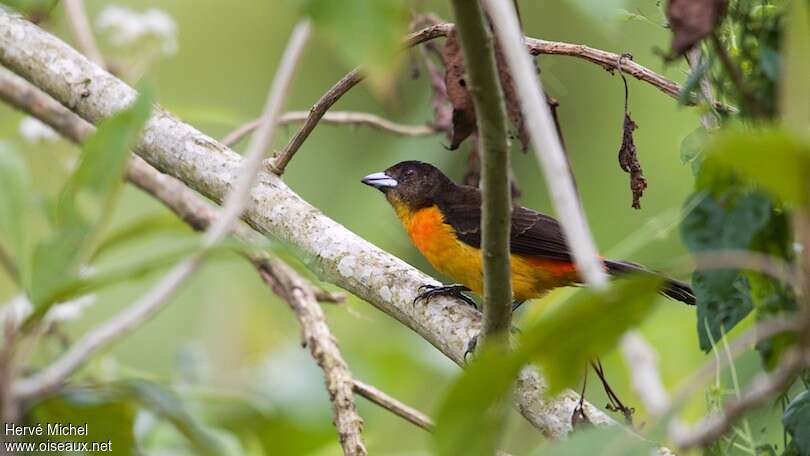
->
<box><xmin>604</xmin><ymin>259</ymin><xmax>696</xmax><ymax>305</ymax></box>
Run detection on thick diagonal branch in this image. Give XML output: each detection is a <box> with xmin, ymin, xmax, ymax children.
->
<box><xmin>0</xmin><ymin>10</ymin><xmax>612</xmax><ymax>437</ymax></box>
<box><xmin>0</xmin><ymin>64</ymin><xmax>371</xmax><ymax>456</ymax></box>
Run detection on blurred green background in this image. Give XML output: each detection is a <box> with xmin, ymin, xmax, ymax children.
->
<box><xmin>0</xmin><ymin>0</ymin><xmax>780</xmax><ymax>453</ymax></box>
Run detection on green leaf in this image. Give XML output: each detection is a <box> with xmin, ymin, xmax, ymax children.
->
<box><xmin>680</xmin><ymin>127</ymin><xmax>710</xmax><ymax>176</ymax></box>
<box><xmin>433</xmin><ymin>346</ymin><xmax>520</xmax><ymax>456</ymax></box>
<box><xmin>30</xmin><ymin>380</ymin><xmax>234</xmax><ymax>456</ymax></box>
<box><xmin>681</xmin><ymin>191</ymin><xmax>772</xmax><ymax>350</ymax></box>
<box><xmin>28</xmin><ymin>87</ymin><xmax>153</xmax><ymax>309</ymax></box>
<box><xmin>519</xmin><ymin>275</ymin><xmax>663</xmax><ymax>394</ymax></box>
<box><xmin>0</xmin><ymin>0</ymin><xmax>59</xmax><ymax>17</ymax></box>
<box><xmin>31</xmin><ymin>386</ymin><xmax>138</xmax><ymax>452</ymax></box>
<box><xmin>701</xmin><ymin>128</ymin><xmax>810</xmax><ymax>206</ymax></box>
<box><xmin>295</xmin><ymin>0</ymin><xmax>409</xmax><ymax>89</ymax></box>
<box><xmin>784</xmin><ymin>390</ymin><xmax>810</xmax><ymax>456</ymax></box>
<box><xmin>678</xmin><ymin>57</ymin><xmax>710</xmax><ymax>106</ymax></box>
<box><xmin>92</xmin><ymin>212</ymin><xmax>192</xmax><ymax>260</ymax></box>
<box><xmin>748</xmin><ymin>211</ymin><xmax>799</xmax><ymax>368</ymax></box>
<box><xmin>691</xmin><ymin>270</ymin><xmax>753</xmax><ymax>351</ymax></box>
<box><xmin>118</xmin><ymin>380</ymin><xmax>235</xmax><ymax>456</ymax></box>
<box><xmin>0</xmin><ymin>142</ymin><xmax>30</xmax><ymax>281</ymax></box>
<box><xmin>780</xmin><ymin>0</ymin><xmax>809</xmax><ymax>133</ymax></box>
<box><xmin>530</xmin><ymin>425</ymin><xmax>657</xmax><ymax>456</ymax></box>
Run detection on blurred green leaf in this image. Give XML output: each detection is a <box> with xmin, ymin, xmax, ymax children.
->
<box><xmin>784</xmin><ymin>390</ymin><xmax>810</xmax><ymax>456</ymax></box>
<box><xmin>31</xmin><ymin>380</ymin><xmax>235</xmax><ymax>456</ymax></box>
<box><xmin>691</xmin><ymin>270</ymin><xmax>753</xmax><ymax>352</ymax></box>
<box><xmin>433</xmin><ymin>346</ymin><xmax>525</xmax><ymax>456</ymax></box>
<box><xmin>530</xmin><ymin>426</ymin><xmax>657</xmax><ymax>456</ymax></box>
<box><xmin>92</xmin><ymin>212</ymin><xmax>192</xmax><ymax>261</ymax></box>
<box><xmin>681</xmin><ymin>191</ymin><xmax>772</xmax><ymax>350</ymax></box>
<box><xmin>294</xmin><ymin>0</ymin><xmax>408</xmax><ymax>89</ymax></box>
<box><xmin>32</xmin><ymin>237</ymin><xmax>249</xmax><ymax>315</ymax></box>
<box><xmin>433</xmin><ymin>346</ymin><xmax>520</xmax><ymax>456</ymax></box>
<box><xmin>748</xmin><ymin>211</ymin><xmax>798</xmax><ymax>368</ymax></box>
<box><xmin>28</xmin><ymin>87</ymin><xmax>153</xmax><ymax>309</ymax></box>
<box><xmin>0</xmin><ymin>0</ymin><xmax>59</xmax><ymax>17</ymax></box>
<box><xmin>520</xmin><ymin>275</ymin><xmax>663</xmax><ymax>394</ymax></box>
<box><xmin>702</xmin><ymin>128</ymin><xmax>810</xmax><ymax>206</ymax></box>
<box><xmin>680</xmin><ymin>127</ymin><xmax>710</xmax><ymax>176</ymax></box>
<box><xmin>119</xmin><ymin>379</ymin><xmax>235</xmax><ymax>456</ymax></box>
<box><xmin>780</xmin><ymin>0</ymin><xmax>809</xmax><ymax>133</ymax></box>
<box><xmin>434</xmin><ymin>276</ymin><xmax>663</xmax><ymax>455</ymax></box>
<box><xmin>0</xmin><ymin>142</ymin><xmax>30</xmax><ymax>281</ymax></box>
<box><xmin>31</xmin><ymin>386</ymin><xmax>138</xmax><ymax>453</ymax></box>
<box><xmin>678</xmin><ymin>57</ymin><xmax>710</xmax><ymax>106</ymax></box>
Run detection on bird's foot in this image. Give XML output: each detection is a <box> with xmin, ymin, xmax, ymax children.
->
<box><xmin>463</xmin><ymin>324</ymin><xmax>521</xmax><ymax>363</ymax></box>
<box><xmin>414</xmin><ymin>283</ymin><xmax>478</xmax><ymax>309</ymax></box>
<box><xmin>464</xmin><ymin>334</ymin><xmax>478</xmax><ymax>362</ymax></box>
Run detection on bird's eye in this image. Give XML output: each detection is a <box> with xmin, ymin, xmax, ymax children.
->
<box><xmin>404</xmin><ymin>169</ymin><xmax>416</xmax><ymax>178</ymax></box>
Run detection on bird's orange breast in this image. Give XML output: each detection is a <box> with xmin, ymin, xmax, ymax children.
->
<box><xmin>393</xmin><ymin>203</ymin><xmax>577</xmax><ymax>302</ymax></box>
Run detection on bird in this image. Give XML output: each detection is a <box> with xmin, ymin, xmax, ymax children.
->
<box><xmin>361</xmin><ymin>160</ymin><xmax>695</xmax><ymax>310</ymax></box>
<box><xmin>362</xmin><ymin>160</ymin><xmax>695</xmax><ymax>423</ymax></box>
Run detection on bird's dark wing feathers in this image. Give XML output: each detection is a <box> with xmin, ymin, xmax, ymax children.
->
<box><xmin>437</xmin><ymin>188</ymin><xmax>572</xmax><ymax>262</ymax></box>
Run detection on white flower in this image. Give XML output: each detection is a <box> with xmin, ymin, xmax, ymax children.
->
<box><xmin>96</xmin><ymin>6</ymin><xmax>178</xmax><ymax>56</ymax></box>
<box><xmin>19</xmin><ymin>116</ymin><xmax>59</xmax><ymax>144</ymax></box>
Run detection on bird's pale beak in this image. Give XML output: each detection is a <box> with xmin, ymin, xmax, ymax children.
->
<box><xmin>361</xmin><ymin>172</ymin><xmax>398</xmax><ymax>190</ymax></box>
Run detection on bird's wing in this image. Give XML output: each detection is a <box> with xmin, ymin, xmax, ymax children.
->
<box><xmin>438</xmin><ymin>191</ymin><xmax>572</xmax><ymax>261</ymax></box>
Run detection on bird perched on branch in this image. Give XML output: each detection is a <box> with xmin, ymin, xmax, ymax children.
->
<box><xmin>363</xmin><ymin>160</ymin><xmax>695</xmax><ymax>423</ymax></box>
<box><xmin>362</xmin><ymin>160</ymin><xmax>695</xmax><ymax>310</ymax></box>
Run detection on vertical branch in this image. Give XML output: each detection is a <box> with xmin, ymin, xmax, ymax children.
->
<box><xmin>482</xmin><ymin>0</ymin><xmax>608</xmax><ymax>288</ymax></box>
<box><xmin>448</xmin><ymin>0</ymin><xmax>513</xmax><ymax>345</ymax></box>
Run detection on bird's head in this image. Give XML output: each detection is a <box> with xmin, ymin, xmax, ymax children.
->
<box><xmin>362</xmin><ymin>161</ymin><xmax>453</xmax><ymax>211</ymax></box>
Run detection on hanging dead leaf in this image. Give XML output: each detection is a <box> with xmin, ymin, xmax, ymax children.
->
<box><xmin>441</xmin><ymin>29</ymin><xmax>477</xmax><ymax>150</ymax></box>
<box><xmin>666</xmin><ymin>0</ymin><xmax>728</xmax><ymax>57</ymax></box>
<box><xmin>618</xmin><ymin>113</ymin><xmax>647</xmax><ymax>209</ymax></box>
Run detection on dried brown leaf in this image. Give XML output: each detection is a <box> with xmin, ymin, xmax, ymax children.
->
<box><xmin>441</xmin><ymin>29</ymin><xmax>477</xmax><ymax>150</ymax></box>
<box><xmin>666</xmin><ymin>0</ymin><xmax>728</xmax><ymax>57</ymax></box>
<box><xmin>618</xmin><ymin>113</ymin><xmax>647</xmax><ymax>209</ymax></box>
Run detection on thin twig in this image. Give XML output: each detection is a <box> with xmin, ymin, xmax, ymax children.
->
<box><xmin>257</xmin><ymin>266</ymin><xmax>367</xmax><ymax>455</ymax></box>
<box><xmin>673</xmin><ymin>348</ymin><xmax>808</xmax><ymax>449</ymax></box>
<box><xmin>690</xmin><ymin>250</ymin><xmax>799</xmax><ymax>291</ymax></box>
<box><xmin>449</xmin><ymin>0</ymin><xmax>513</xmax><ymax>346</ymax></box>
<box><xmin>619</xmin><ymin>332</ymin><xmax>669</xmax><ymax>417</ymax></box>
<box><xmin>352</xmin><ymin>379</ymin><xmax>433</xmax><ymax>432</ymax></box>
<box><xmin>709</xmin><ymin>32</ymin><xmax>762</xmax><ymax>117</ymax></box>
<box><xmin>11</xmin><ymin>20</ymin><xmax>312</xmax><ymax>400</ymax></box>
<box><xmin>685</xmin><ymin>47</ymin><xmax>720</xmax><ymax>130</ymax></box>
<box><xmin>62</xmin><ymin>0</ymin><xmax>104</xmax><ymax>66</ymax></box>
<box><xmin>267</xmin><ymin>69</ymin><xmax>362</xmax><ymax>175</ymax></box>
<box><xmin>667</xmin><ymin>316</ymin><xmax>801</xmax><ymax>413</ymax></box>
<box><xmin>222</xmin><ymin>111</ymin><xmax>437</xmax><ymax>147</ymax></box>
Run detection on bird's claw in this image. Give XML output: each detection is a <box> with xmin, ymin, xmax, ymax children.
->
<box><xmin>413</xmin><ymin>283</ymin><xmax>478</xmax><ymax>309</ymax></box>
<box><xmin>463</xmin><ymin>334</ymin><xmax>479</xmax><ymax>362</ymax></box>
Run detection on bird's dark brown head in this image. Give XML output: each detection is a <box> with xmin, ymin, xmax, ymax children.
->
<box><xmin>361</xmin><ymin>161</ymin><xmax>454</xmax><ymax>211</ymax></box>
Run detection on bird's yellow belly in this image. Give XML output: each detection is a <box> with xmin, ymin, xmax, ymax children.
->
<box><xmin>400</xmin><ymin>205</ymin><xmax>574</xmax><ymax>302</ymax></box>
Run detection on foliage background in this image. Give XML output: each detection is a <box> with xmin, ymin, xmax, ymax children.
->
<box><xmin>0</xmin><ymin>0</ymin><xmax>787</xmax><ymax>453</ymax></box>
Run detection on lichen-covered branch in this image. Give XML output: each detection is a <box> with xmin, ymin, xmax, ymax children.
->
<box><xmin>0</xmin><ymin>10</ymin><xmax>612</xmax><ymax>437</ymax></box>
